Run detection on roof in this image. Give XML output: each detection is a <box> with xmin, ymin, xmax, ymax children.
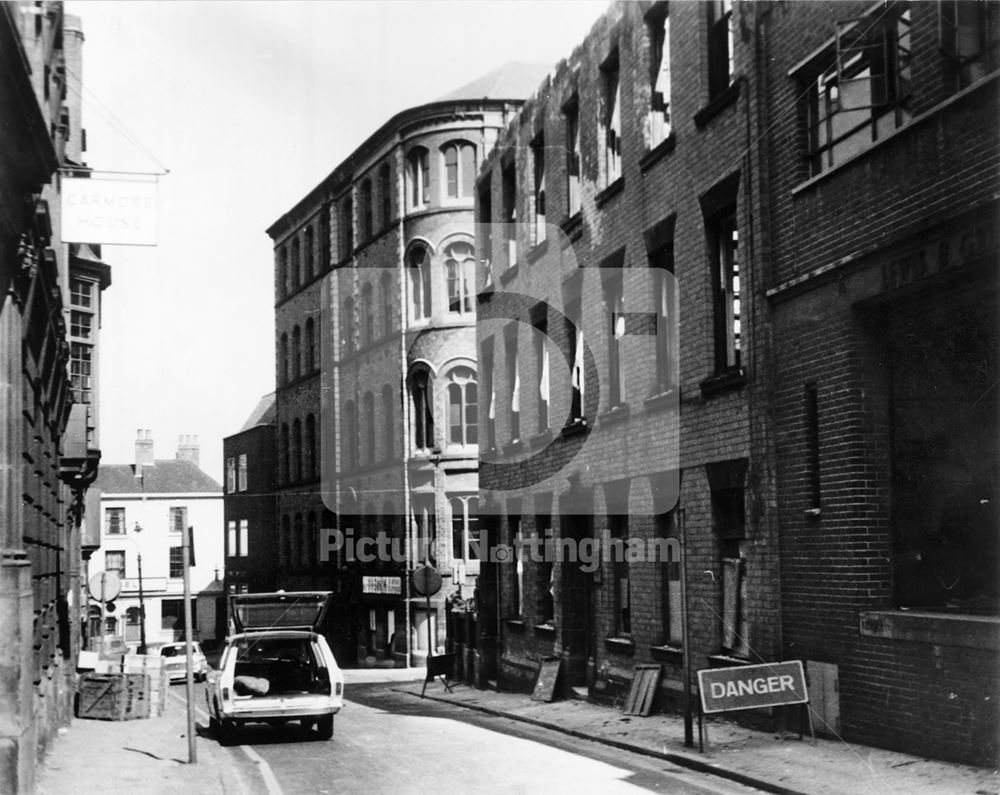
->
<box><xmin>95</xmin><ymin>459</ymin><xmax>222</xmax><ymax>495</ymax></box>
<box><xmin>434</xmin><ymin>61</ymin><xmax>551</xmax><ymax>102</ymax></box>
<box><xmin>240</xmin><ymin>392</ymin><xmax>277</xmax><ymax>431</ymax></box>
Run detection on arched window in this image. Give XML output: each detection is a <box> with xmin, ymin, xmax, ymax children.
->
<box><xmin>307</xmin><ymin>512</ymin><xmax>318</xmax><ymax>567</ymax></box>
<box><xmin>304</xmin><ymin>317</ymin><xmax>315</xmax><ymax>373</ymax></box>
<box><xmin>446</xmin><ymin>366</ymin><xmax>478</xmax><ymax>446</ymax></box>
<box><xmin>343</xmin><ymin>297</ymin><xmax>355</xmax><ymax>356</ymax></box>
<box><xmin>379</xmin><ymin>163</ymin><xmax>392</xmax><ymax>228</ymax></box>
<box><xmin>407</xmin><ymin>147</ymin><xmax>429</xmax><ymax>207</ymax></box>
<box><xmin>381</xmin><ymin>272</ymin><xmax>394</xmax><ymax>337</ymax></box>
<box><xmin>292</xmin><ymin>418</ymin><xmax>302</xmax><ymax>482</ymax></box>
<box><xmin>445</xmin><ymin>241</ymin><xmax>475</xmax><ymax>314</ymax></box>
<box><xmin>442</xmin><ymin>141</ymin><xmax>476</xmax><ymax>199</ymax></box>
<box><xmin>305</xmin><ymin>413</ymin><xmax>317</xmax><ymax>479</ymax></box>
<box><xmin>279</xmin><ymin>333</ymin><xmax>289</xmax><ymax>385</ymax></box>
<box><xmin>280</xmin><ymin>515</ymin><xmax>291</xmax><ymax>567</ymax></box>
<box><xmin>411</xmin><ymin>369</ymin><xmax>434</xmax><ymax>451</ymax></box>
<box><xmin>291</xmin><ymin>325</ymin><xmax>301</xmax><ymax>381</ymax></box>
<box><xmin>293</xmin><ymin>514</ymin><xmax>304</xmax><ymax>569</ymax></box>
<box><xmin>363</xmin><ymin>391</ymin><xmax>376</xmax><ymax>466</ymax></box>
<box><xmin>340</xmin><ymin>196</ymin><xmax>353</xmax><ymax>258</ymax></box>
<box><xmin>304</xmin><ymin>225</ymin><xmax>314</xmax><ymax>281</ymax></box>
<box><xmin>360</xmin><ymin>179</ymin><xmax>373</xmax><ymax>240</ymax></box>
<box><xmin>408</xmin><ymin>246</ymin><xmax>432</xmax><ymax>322</ymax></box>
<box><xmin>343</xmin><ymin>401</ymin><xmax>357</xmax><ymax>471</ymax></box>
<box><xmin>382</xmin><ymin>384</ymin><xmax>394</xmax><ymax>461</ymax></box>
<box><xmin>279</xmin><ymin>423</ymin><xmax>289</xmax><ymax>484</ymax></box>
<box><xmin>361</xmin><ymin>283</ymin><xmax>374</xmax><ymax>347</ymax></box>
<box><xmin>291</xmin><ymin>236</ymin><xmax>301</xmax><ymax>290</ymax></box>
<box><xmin>278</xmin><ymin>247</ymin><xmax>288</xmax><ymax>298</ymax></box>
<box><xmin>320</xmin><ymin>206</ymin><xmax>330</xmax><ymax>270</ymax></box>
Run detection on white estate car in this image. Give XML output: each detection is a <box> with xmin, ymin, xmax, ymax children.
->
<box><xmin>153</xmin><ymin>641</ymin><xmax>210</xmax><ymax>683</ymax></box>
<box><xmin>206</xmin><ymin>591</ymin><xmax>344</xmax><ymax>743</ymax></box>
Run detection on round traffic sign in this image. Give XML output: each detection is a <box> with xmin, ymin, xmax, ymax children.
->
<box><xmin>88</xmin><ymin>571</ymin><xmax>121</xmax><ymax>602</ymax></box>
<box><xmin>411</xmin><ymin>565</ymin><xmax>442</xmax><ymax>597</ymax></box>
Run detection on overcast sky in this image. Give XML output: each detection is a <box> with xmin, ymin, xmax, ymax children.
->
<box><xmin>64</xmin><ymin>0</ymin><xmax>609</xmax><ymax>482</ymax></box>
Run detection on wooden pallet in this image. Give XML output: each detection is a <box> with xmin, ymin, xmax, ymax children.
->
<box><xmin>623</xmin><ymin>664</ymin><xmax>662</xmax><ymax>716</ymax></box>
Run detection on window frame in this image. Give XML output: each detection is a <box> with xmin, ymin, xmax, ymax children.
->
<box><xmin>445</xmin><ymin>366</ymin><xmax>478</xmax><ymax>448</ymax></box>
<box><xmin>600</xmin><ymin>50</ymin><xmax>622</xmax><ymax>187</ymax></box>
<box><xmin>708</xmin><ymin>205</ymin><xmax>741</xmax><ymax>374</ymax></box>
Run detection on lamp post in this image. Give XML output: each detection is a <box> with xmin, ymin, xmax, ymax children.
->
<box><xmin>133</xmin><ymin>522</ymin><xmax>147</xmax><ymax>655</ymax></box>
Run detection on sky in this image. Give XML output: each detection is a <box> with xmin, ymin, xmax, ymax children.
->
<box><xmin>64</xmin><ymin>0</ymin><xmax>609</xmax><ymax>482</ymax></box>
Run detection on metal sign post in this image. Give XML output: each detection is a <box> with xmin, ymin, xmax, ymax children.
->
<box><xmin>182</xmin><ymin>525</ymin><xmax>197</xmax><ymax>764</ymax></box>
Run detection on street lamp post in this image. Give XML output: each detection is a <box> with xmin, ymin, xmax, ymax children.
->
<box><xmin>133</xmin><ymin>522</ymin><xmax>147</xmax><ymax>655</ymax></box>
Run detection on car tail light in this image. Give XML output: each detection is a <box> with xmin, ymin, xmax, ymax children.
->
<box><xmin>222</xmin><ymin>687</ymin><xmax>230</xmax><ymax>703</ymax></box>
<box><xmin>335</xmin><ymin>682</ymin><xmax>343</xmax><ymax>697</ymax></box>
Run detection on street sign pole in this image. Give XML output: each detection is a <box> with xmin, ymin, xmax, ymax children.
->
<box><xmin>182</xmin><ymin>525</ymin><xmax>197</xmax><ymax>764</ymax></box>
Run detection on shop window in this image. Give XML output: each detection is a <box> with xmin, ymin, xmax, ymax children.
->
<box><xmin>707</xmin><ymin>0</ymin><xmax>734</xmax><ymax>99</ymax></box>
<box><xmin>407</xmin><ymin>147</ymin><xmax>430</xmax><ymax>208</ymax></box>
<box><xmin>601</xmin><ymin>50</ymin><xmax>622</xmax><ymax>186</ymax></box>
<box><xmin>445</xmin><ymin>242</ymin><xmax>475</xmax><ymax>314</ymax></box>
<box><xmin>446</xmin><ymin>366</ymin><xmax>478</xmax><ymax>447</ymax></box>
<box><xmin>647</xmin><ymin>3</ymin><xmax>672</xmax><ymax>146</ymax></box>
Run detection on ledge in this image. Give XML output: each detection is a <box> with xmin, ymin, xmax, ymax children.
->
<box><xmin>604</xmin><ymin>637</ymin><xmax>636</xmax><ymax>656</ymax></box>
<box><xmin>528</xmin><ymin>429</ymin><xmax>554</xmax><ymax>450</ymax></box>
<box><xmin>639</xmin><ymin>133</ymin><xmax>677</xmax><ymax>172</ymax></box>
<box><xmin>560</xmin><ymin>213</ymin><xmax>583</xmax><ymax>243</ymax></box>
<box><xmin>643</xmin><ymin>389</ymin><xmax>677</xmax><ymax>412</ymax></box>
<box><xmin>694</xmin><ymin>81</ymin><xmax>741</xmax><ymax>129</ymax></box>
<box><xmin>598</xmin><ymin>403</ymin><xmax>631</xmax><ymax>426</ymax></box>
<box><xmin>526</xmin><ymin>238</ymin><xmax>549</xmax><ymax>264</ymax></box>
<box><xmin>499</xmin><ymin>262</ymin><xmax>520</xmax><ymax>286</ymax></box>
<box><xmin>501</xmin><ymin>438</ymin><xmax>524</xmax><ymax>456</ymax></box>
<box><xmin>560</xmin><ymin>418</ymin><xmax>588</xmax><ymax>439</ymax></box>
<box><xmin>504</xmin><ymin>619</ymin><xmax>527</xmax><ymax>634</ymax></box>
<box><xmin>650</xmin><ymin>645</ymin><xmax>684</xmax><ymax>665</ymax></box>
<box><xmin>699</xmin><ymin>368</ymin><xmax>746</xmax><ymax>398</ymax></box>
<box><xmin>533</xmin><ymin>623</ymin><xmax>557</xmax><ymax>638</ymax></box>
<box><xmin>707</xmin><ymin>653</ymin><xmax>753</xmax><ymax>668</ymax></box>
<box><xmin>595</xmin><ymin>177</ymin><xmax>625</xmax><ymax>208</ymax></box>
<box><xmin>859</xmin><ymin>609</ymin><xmax>1000</xmax><ymax>652</ymax></box>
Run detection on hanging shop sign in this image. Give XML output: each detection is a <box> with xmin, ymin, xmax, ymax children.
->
<box><xmin>61</xmin><ymin>176</ymin><xmax>158</xmax><ymax>246</ymax></box>
<box><xmin>698</xmin><ymin>660</ymin><xmax>808</xmax><ymax>714</ymax></box>
<box><xmin>362</xmin><ymin>576</ymin><xmax>402</xmax><ymax>595</ymax></box>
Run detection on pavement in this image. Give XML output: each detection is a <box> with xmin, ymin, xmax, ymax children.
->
<box><xmin>33</xmin><ymin>668</ymin><xmax>998</xmax><ymax>795</ymax></box>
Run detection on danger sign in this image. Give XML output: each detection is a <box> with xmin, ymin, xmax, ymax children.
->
<box><xmin>697</xmin><ymin>660</ymin><xmax>808</xmax><ymax>714</ymax></box>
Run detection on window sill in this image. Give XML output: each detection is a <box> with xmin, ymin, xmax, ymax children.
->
<box><xmin>707</xmin><ymin>653</ymin><xmax>752</xmax><ymax>667</ymax></box>
<box><xmin>598</xmin><ymin>403</ymin><xmax>630</xmax><ymax>426</ymax></box>
<box><xmin>499</xmin><ymin>262</ymin><xmax>520</xmax><ymax>286</ymax></box>
<box><xmin>595</xmin><ymin>178</ymin><xmax>625</xmax><ymax>208</ymax></box>
<box><xmin>560</xmin><ymin>213</ymin><xmax>583</xmax><ymax>243</ymax></box>
<box><xmin>526</xmin><ymin>239</ymin><xmax>549</xmax><ymax>264</ymax></box>
<box><xmin>803</xmin><ymin>507</ymin><xmax>821</xmax><ymax>518</ymax></box>
<box><xmin>859</xmin><ymin>610</ymin><xmax>1000</xmax><ymax>652</ymax></box>
<box><xmin>694</xmin><ymin>81</ymin><xmax>741</xmax><ymax>129</ymax></box>
<box><xmin>650</xmin><ymin>644</ymin><xmax>684</xmax><ymax>664</ymax></box>
<box><xmin>529</xmin><ymin>429</ymin><xmax>553</xmax><ymax>450</ymax></box>
<box><xmin>502</xmin><ymin>438</ymin><xmax>525</xmax><ymax>456</ymax></box>
<box><xmin>604</xmin><ymin>637</ymin><xmax>635</xmax><ymax>656</ymax></box>
<box><xmin>644</xmin><ymin>389</ymin><xmax>678</xmax><ymax>412</ymax></box>
<box><xmin>639</xmin><ymin>133</ymin><xmax>677</xmax><ymax>172</ymax></box>
<box><xmin>534</xmin><ymin>623</ymin><xmax>556</xmax><ymax>638</ymax></box>
<box><xmin>504</xmin><ymin>619</ymin><xmax>527</xmax><ymax>633</ymax></box>
<box><xmin>699</xmin><ymin>368</ymin><xmax>746</xmax><ymax>398</ymax></box>
<box><xmin>560</xmin><ymin>418</ymin><xmax>589</xmax><ymax>439</ymax></box>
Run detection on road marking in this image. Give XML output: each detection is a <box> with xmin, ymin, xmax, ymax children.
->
<box><xmin>242</xmin><ymin>745</ymin><xmax>284</xmax><ymax>795</ymax></box>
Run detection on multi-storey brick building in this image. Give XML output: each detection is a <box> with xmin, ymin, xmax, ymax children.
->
<box><xmin>475</xmin><ymin>0</ymin><xmax>780</xmax><ymax>706</ymax></box>
<box><xmin>758</xmin><ymin>0</ymin><xmax>999</xmax><ymax>766</ymax></box>
<box><xmin>265</xmin><ymin>64</ymin><xmax>547</xmax><ymax>666</ymax></box>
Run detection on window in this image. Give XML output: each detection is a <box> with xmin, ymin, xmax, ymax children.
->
<box><xmin>442</xmin><ymin>141</ymin><xmax>476</xmax><ymax>199</ymax></box>
<box><xmin>161</xmin><ymin>599</ymin><xmax>194</xmax><ymax>631</ymax></box>
<box><xmin>567</xmin><ymin>302</ymin><xmax>585</xmax><ymax>421</ymax></box>
<box><xmin>237</xmin><ymin>453</ymin><xmax>248</xmax><ymax>491</ymax></box>
<box><xmin>502</xmin><ymin>162</ymin><xmax>517</xmax><ymax>268</ymax></box>
<box><xmin>648</xmin><ymin>241</ymin><xmax>677</xmax><ymax>392</ymax></box>
<box><xmin>105</xmin><ymin>550</ymin><xmax>125</xmax><ymax>577</ymax></box>
<box><xmin>362</xmin><ymin>283</ymin><xmax>374</xmax><ymax>347</ymax></box>
<box><xmin>280</xmin><ymin>515</ymin><xmax>291</xmax><ymax>568</ymax></box>
<box><xmin>304</xmin><ymin>225</ymin><xmax>314</xmax><ymax>281</ymax></box>
<box><xmin>382</xmin><ymin>384</ymin><xmax>394</xmax><ymax>461</ymax></box>
<box><xmin>106</xmin><ymin>507</ymin><xmax>125</xmax><ymax>535</ymax></box>
<box><xmin>225</xmin><ymin>457</ymin><xmax>236</xmax><ymax>494</ymax></box>
<box><xmin>343</xmin><ymin>401</ymin><xmax>357</xmax><ymax>471</ymax></box>
<box><xmin>941</xmin><ymin>1</ymin><xmax>1000</xmax><ymax>89</ymax></box>
<box><xmin>445</xmin><ymin>242</ymin><xmax>475</xmax><ymax>314</ymax></box>
<box><xmin>360</xmin><ymin>179</ymin><xmax>373</xmax><ymax>240</ymax></box>
<box><xmin>291</xmin><ymin>237</ymin><xmax>301</xmax><ymax>290</ymax></box>
<box><xmin>534</xmin><ymin>318</ymin><xmax>550</xmax><ymax>432</ymax></box>
<box><xmin>407</xmin><ymin>147</ymin><xmax>430</xmax><ymax>208</ymax></box>
<box><xmin>379</xmin><ymin>163</ymin><xmax>392</xmax><ymax>228</ymax></box>
<box><xmin>446</xmin><ymin>366</ymin><xmax>478</xmax><ymax>447</ymax></box>
<box><xmin>804</xmin><ymin>6</ymin><xmax>912</xmax><ymax>176</ymax></box>
<box><xmin>292</xmin><ymin>418</ymin><xmax>302</xmax><ymax>481</ymax></box>
<box><xmin>305</xmin><ymin>318</ymin><xmax>315</xmax><ymax>373</ymax></box>
<box><xmin>478</xmin><ymin>180</ymin><xmax>494</xmax><ymax>285</ymax></box>
<box><xmin>340</xmin><ymin>196</ymin><xmax>353</xmax><ymax>258</ymax></box>
<box><xmin>610</xmin><ymin>514</ymin><xmax>631</xmax><ymax>636</ymax></box>
<box><xmin>70</xmin><ymin>342</ymin><xmax>92</xmax><ymax>403</ymax></box>
<box><xmin>713</xmin><ymin>483</ymin><xmax>747</xmax><ymax>656</ymax></box>
<box><xmin>411</xmin><ymin>370</ymin><xmax>434</xmax><ymax>451</ymax></box>
<box><xmin>657</xmin><ymin>511</ymin><xmax>682</xmax><ymax>646</ymax></box>
<box><xmin>604</xmin><ymin>271</ymin><xmax>626</xmax><ymax>407</ymax></box>
<box><xmin>363</xmin><ymin>392</ymin><xmax>376</xmax><ymax>465</ymax></box>
<box><xmin>505</xmin><ymin>325</ymin><xmax>520</xmax><ymax>442</ymax></box>
<box><xmin>381</xmin><ymin>273</ymin><xmax>394</xmax><ymax>337</ymax></box>
<box><xmin>509</xmin><ymin>512</ymin><xmax>523</xmax><ymax>618</ymax></box>
<box><xmin>305</xmin><ymin>414</ymin><xmax>316</xmax><ymax>479</ymax></box>
<box><xmin>306</xmin><ymin>513</ymin><xmax>317</xmax><ymax>566</ymax></box>
<box><xmin>169</xmin><ymin>547</ymin><xmax>183</xmax><ymax>578</ymax></box>
<box><xmin>707</xmin><ymin>0</ymin><xmax>734</xmax><ymax>99</ymax></box>
<box><xmin>450</xmin><ymin>496</ymin><xmax>480</xmax><ymax>563</ymax></box>
<box><xmin>279</xmin><ymin>423</ymin><xmax>289</xmax><ymax>484</ymax></box>
<box><xmin>564</xmin><ymin>99</ymin><xmax>582</xmax><ymax>217</ymax></box>
<box><xmin>169</xmin><ymin>507</ymin><xmax>187</xmax><ymax>534</ymax></box>
<box><xmin>279</xmin><ymin>333</ymin><xmax>289</xmax><ymax>385</ymax></box>
<box><xmin>601</xmin><ymin>51</ymin><xmax>622</xmax><ymax>186</ymax></box>
<box><xmin>320</xmin><ymin>205</ymin><xmax>331</xmax><ymax>270</ymax></box>
<box><xmin>70</xmin><ymin>310</ymin><xmax>91</xmax><ymax>339</ymax></box>
<box><xmin>536</xmin><ymin>514</ymin><xmax>554</xmax><ymax>623</ymax></box>
<box><xmin>531</xmin><ymin>133</ymin><xmax>546</xmax><ymax>245</ymax></box>
<box><xmin>239</xmin><ymin>519</ymin><xmax>249</xmax><ymax>558</ymax></box>
<box><xmin>482</xmin><ymin>340</ymin><xmax>496</xmax><ymax>449</ymax></box>
<box><xmin>408</xmin><ymin>247</ymin><xmax>432</xmax><ymax>322</ymax></box>
<box><xmin>278</xmin><ymin>247</ymin><xmax>288</xmax><ymax>297</ymax></box>
<box><xmin>647</xmin><ymin>3</ymin><xmax>671</xmax><ymax>146</ymax></box>
<box><xmin>708</xmin><ymin>206</ymin><xmax>740</xmax><ymax>373</ymax></box>
<box><xmin>227</xmin><ymin>520</ymin><xmax>237</xmax><ymax>557</ymax></box>
<box><xmin>414</xmin><ymin>497</ymin><xmax>437</xmax><ymax>564</ymax></box>
<box><xmin>292</xmin><ymin>325</ymin><xmax>301</xmax><ymax>380</ymax></box>
<box><xmin>70</xmin><ymin>277</ymin><xmax>93</xmax><ymax>308</ymax></box>
<box><xmin>343</xmin><ymin>298</ymin><xmax>355</xmax><ymax>355</ymax></box>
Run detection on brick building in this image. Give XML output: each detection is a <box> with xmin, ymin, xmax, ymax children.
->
<box><xmin>758</xmin><ymin>0</ymin><xmax>999</xmax><ymax>766</ymax></box>
<box><xmin>475</xmin><ymin>0</ymin><xmax>780</xmax><ymax>705</ymax></box>
<box><xmin>223</xmin><ymin>393</ymin><xmax>278</xmax><ymax>599</ymax></box>
<box><xmin>265</xmin><ymin>64</ymin><xmax>547</xmax><ymax>666</ymax></box>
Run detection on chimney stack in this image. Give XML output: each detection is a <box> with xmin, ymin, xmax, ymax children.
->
<box><xmin>176</xmin><ymin>434</ymin><xmax>200</xmax><ymax>468</ymax></box>
<box><xmin>135</xmin><ymin>429</ymin><xmax>154</xmax><ymax>468</ymax></box>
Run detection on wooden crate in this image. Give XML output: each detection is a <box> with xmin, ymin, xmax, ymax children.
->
<box><xmin>77</xmin><ymin>674</ymin><xmax>126</xmax><ymax>721</ymax></box>
<box><xmin>123</xmin><ymin>673</ymin><xmax>151</xmax><ymax>720</ymax></box>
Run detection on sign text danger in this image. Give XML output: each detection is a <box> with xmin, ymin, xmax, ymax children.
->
<box><xmin>698</xmin><ymin>661</ymin><xmax>808</xmax><ymax>714</ymax></box>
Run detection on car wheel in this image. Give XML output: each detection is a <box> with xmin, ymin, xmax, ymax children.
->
<box><xmin>218</xmin><ymin>720</ymin><xmax>237</xmax><ymax>746</ymax></box>
<box><xmin>316</xmin><ymin>715</ymin><xmax>333</xmax><ymax>740</ymax></box>
<box><xmin>301</xmin><ymin>718</ymin><xmax>315</xmax><ymax>731</ymax></box>
<box><xmin>209</xmin><ymin>716</ymin><xmax>220</xmax><ymax>735</ymax></box>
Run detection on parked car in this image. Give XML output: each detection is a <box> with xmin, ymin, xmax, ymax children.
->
<box><xmin>152</xmin><ymin>641</ymin><xmax>210</xmax><ymax>683</ymax></box>
<box><xmin>206</xmin><ymin>591</ymin><xmax>344</xmax><ymax>744</ymax></box>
